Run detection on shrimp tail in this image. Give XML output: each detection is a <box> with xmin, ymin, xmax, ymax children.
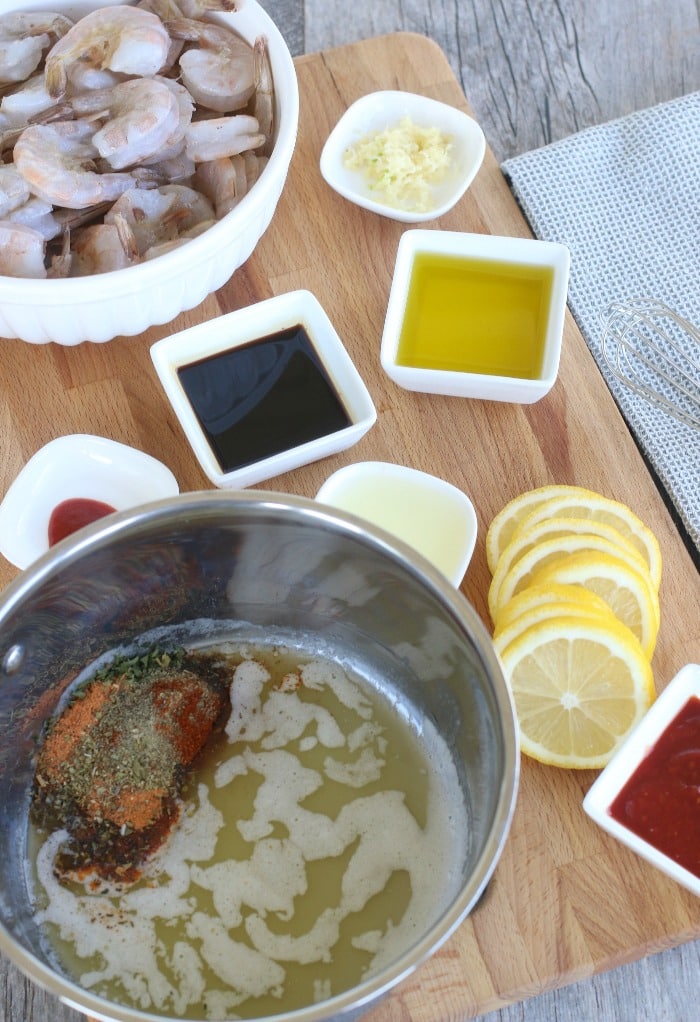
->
<box><xmin>47</xmin><ymin>229</ymin><xmax>72</xmax><ymax>278</ymax></box>
<box><xmin>178</xmin><ymin>0</ymin><xmax>239</xmax><ymax>15</ymax></box>
<box><xmin>44</xmin><ymin>57</ymin><xmax>67</xmax><ymax>101</ymax></box>
<box><xmin>253</xmin><ymin>35</ymin><xmax>274</xmax><ymax>155</ymax></box>
<box><xmin>113</xmin><ymin>210</ymin><xmax>140</xmax><ymax>263</ymax></box>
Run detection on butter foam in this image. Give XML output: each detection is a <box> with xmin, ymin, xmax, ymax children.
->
<box><xmin>33</xmin><ymin>653</ymin><xmax>467</xmax><ymax>1019</ymax></box>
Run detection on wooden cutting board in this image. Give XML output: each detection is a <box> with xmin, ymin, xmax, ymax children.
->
<box><xmin>1</xmin><ymin>33</ymin><xmax>698</xmax><ymax>1022</ymax></box>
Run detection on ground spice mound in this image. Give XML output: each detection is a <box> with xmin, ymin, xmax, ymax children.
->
<box><xmin>31</xmin><ymin>647</ymin><xmax>230</xmax><ymax>885</ymax></box>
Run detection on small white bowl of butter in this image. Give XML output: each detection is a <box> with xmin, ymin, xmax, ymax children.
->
<box><xmin>316</xmin><ymin>461</ymin><xmax>477</xmax><ymax>586</ymax></box>
<box><xmin>320</xmin><ymin>90</ymin><xmax>486</xmax><ymax>223</ymax></box>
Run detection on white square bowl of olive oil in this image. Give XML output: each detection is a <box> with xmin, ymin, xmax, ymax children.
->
<box><xmin>320</xmin><ymin>90</ymin><xmax>486</xmax><ymax>223</ymax></box>
<box><xmin>381</xmin><ymin>229</ymin><xmax>570</xmax><ymax>402</ymax></box>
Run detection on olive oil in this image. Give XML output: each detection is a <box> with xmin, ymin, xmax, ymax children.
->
<box><xmin>29</xmin><ymin>641</ymin><xmax>467</xmax><ymax>1020</ymax></box>
<box><xmin>397</xmin><ymin>252</ymin><xmax>554</xmax><ymax>378</ymax></box>
<box><xmin>177</xmin><ymin>326</ymin><xmax>351</xmax><ymax>473</ymax></box>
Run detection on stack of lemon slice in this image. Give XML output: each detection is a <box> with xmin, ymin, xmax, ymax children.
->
<box><xmin>486</xmin><ymin>485</ymin><xmax>661</xmax><ymax>769</ymax></box>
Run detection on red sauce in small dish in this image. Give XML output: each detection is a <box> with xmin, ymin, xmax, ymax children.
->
<box><xmin>48</xmin><ymin>498</ymin><xmax>116</xmax><ymax>546</ymax></box>
<box><xmin>608</xmin><ymin>696</ymin><xmax>700</xmax><ymax>877</ymax></box>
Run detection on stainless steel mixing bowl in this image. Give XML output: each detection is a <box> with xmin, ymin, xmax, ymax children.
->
<box><xmin>0</xmin><ymin>491</ymin><xmax>518</xmax><ymax>1022</ymax></box>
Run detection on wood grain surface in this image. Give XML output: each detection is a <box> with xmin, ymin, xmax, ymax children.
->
<box><xmin>299</xmin><ymin>0</ymin><xmax>700</xmax><ymax>163</ymax></box>
<box><xmin>1</xmin><ymin>6</ymin><xmax>699</xmax><ymax>1022</ymax></box>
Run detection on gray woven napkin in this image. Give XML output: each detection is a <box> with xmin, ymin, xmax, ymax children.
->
<box><xmin>502</xmin><ymin>92</ymin><xmax>700</xmax><ymax>558</ymax></box>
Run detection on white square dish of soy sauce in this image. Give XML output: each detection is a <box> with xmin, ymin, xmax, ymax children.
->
<box><xmin>150</xmin><ymin>291</ymin><xmax>377</xmax><ymax>489</ymax></box>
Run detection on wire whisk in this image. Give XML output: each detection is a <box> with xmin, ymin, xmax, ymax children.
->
<box><xmin>600</xmin><ymin>298</ymin><xmax>700</xmax><ymax>431</ymax></box>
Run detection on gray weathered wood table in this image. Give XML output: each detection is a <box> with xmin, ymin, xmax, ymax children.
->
<box><xmin>1</xmin><ymin>1</ymin><xmax>698</xmax><ymax>1020</ymax></box>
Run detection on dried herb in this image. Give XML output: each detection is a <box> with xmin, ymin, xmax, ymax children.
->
<box><xmin>31</xmin><ymin>646</ymin><xmax>231</xmax><ymax>885</ymax></box>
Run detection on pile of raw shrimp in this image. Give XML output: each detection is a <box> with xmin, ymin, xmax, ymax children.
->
<box><xmin>0</xmin><ymin>1</ymin><xmax>275</xmax><ymax>278</ymax></box>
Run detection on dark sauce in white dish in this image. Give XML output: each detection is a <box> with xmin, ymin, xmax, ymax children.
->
<box><xmin>177</xmin><ymin>326</ymin><xmax>352</xmax><ymax>473</ymax></box>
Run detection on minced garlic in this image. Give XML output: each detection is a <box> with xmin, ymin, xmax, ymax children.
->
<box><xmin>343</xmin><ymin>116</ymin><xmax>453</xmax><ymax>212</ymax></box>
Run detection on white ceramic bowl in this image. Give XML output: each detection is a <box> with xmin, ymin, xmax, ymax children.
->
<box><xmin>381</xmin><ymin>229</ymin><xmax>570</xmax><ymax>402</ymax></box>
<box><xmin>320</xmin><ymin>90</ymin><xmax>486</xmax><ymax>223</ymax></box>
<box><xmin>0</xmin><ymin>434</ymin><xmax>179</xmax><ymax>569</ymax></box>
<box><xmin>151</xmin><ymin>289</ymin><xmax>377</xmax><ymax>488</ymax></box>
<box><xmin>583</xmin><ymin>663</ymin><xmax>700</xmax><ymax>896</ymax></box>
<box><xmin>316</xmin><ymin>461</ymin><xmax>477</xmax><ymax>585</ymax></box>
<box><xmin>0</xmin><ymin>0</ymin><xmax>299</xmax><ymax>346</ymax></box>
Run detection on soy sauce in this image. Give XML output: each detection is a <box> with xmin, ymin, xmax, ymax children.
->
<box><xmin>177</xmin><ymin>326</ymin><xmax>351</xmax><ymax>473</ymax></box>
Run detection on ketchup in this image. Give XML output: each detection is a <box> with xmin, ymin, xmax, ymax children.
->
<box><xmin>48</xmin><ymin>498</ymin><xmax>116</xmax><ymax>546</ymax></box>
<box><xmin>608</xmin><ymin>696</ymin><xmax>700</xmax><ymax>877</ymax></box>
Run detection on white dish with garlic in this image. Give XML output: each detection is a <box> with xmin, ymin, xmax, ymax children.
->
<box><xmin>320</xmin><ymin>90</ymin><xmax>486</xmax><ymax>223</ymax></box>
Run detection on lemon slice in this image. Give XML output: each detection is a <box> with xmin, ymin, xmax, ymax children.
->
<box><xmin>498</xmin><ymin>615</ymin><xmax>656</xmax><ymax>768</ymax></box>
<box><xmin>485</xmin><ymin>484</ymin><xmax>590</xmax><ymax>574</ymax></box>
<box><xmin>488</xmin><ymin>532</ymin><xmax>651</xmax><ymax>625</ymax></box>
<box><xmin>531</xmin><ymin>550</ymin><xmax>660</xmax><ymax>659</ymax></box>
<box><xmin>494</xmin><ymin>600</ymin><xmax>617</xmax><ymax>654</ymax></box>
<box><xmin>488</xmin><ymin>517</ymin><xmax>649</xmax><ymax>622</ymax></box>
<box><xmin>518</xmin><ymin>490</ymin><xmax>662</xmax><ymax>591</ymax></box>
<box><xmin>495</xmin><ymin>582</ymin><xmax>616</xmax><ymax>635</ymax></box>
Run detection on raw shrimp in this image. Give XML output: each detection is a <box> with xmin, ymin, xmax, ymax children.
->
<box><xmin>163</xmin><ymin>181</ymin><xmax>216</xmax><ymax>228</ymax></box>
<box><xmin>104</xmin><ymin>187</ymin><xmax>181</xmax><ymax>254</ymax></box>
<box><xmin>69</xmin><ymin>77</ymin><xmax>182</xmax><ymax>169</ymax></box>
<box><xmin>0</xmin><ymin>172</ymin><xmax>60</xmax><ymax>244</ymax></box>
<box><xmin>147</xmin><ymin>76</ymin><xmax>195</xmax><ymax>160</ymax></box>
<box><xmin>7</xmin><ymin>197</ymin><xmax>61</xmax><ymax>241</ymax></box>
<box><xmin>243</xmin><ymin>150</ymin><xmax>266</xmax><ymax>189</ymax></box>
<box><xmin>105</xmin><ymin>184</ymin><xmax>214</xmax><ymax>254</ymax></box>
<box><xmin>0</xmin><ymin>73</ymin><xmax>57</xmax><ymax>131</ymax></box>
<box><xmin>0</xmin><ymin>165</ymin><xmax>30</xmax><ymax>217</ymax></box>
<box><xmin>184</xmin><ymin>114</ymin><xmax>264</xmax><ymax>161</ymax></box>
<box><xmin>143</xmin><ymin>218</ymin><xmax>214</xmax><ymax>259</ymax></box>
<box><xmin>1</xmin><ymin>1</ymin><xmax>277</xmax><ymax>280</ymax></box>
<box><xmin>168</xmin><ymin>16</ymin><xmax>255</xmax><ymax>113</ymax></box>
<box><xmin>44</xmin><ymin>5</ymin><xmax>171</xmax><ymax>99</ymax></box>
<box><xmin>131</xmin><ymin>150</ymin><xmax>196</xmax><ymax>185</ymax></box>
<box><xmin>193</xmin><ymin>151</ymin><xmax>265</xmax><ymax>218</ymax></box>
<box><xmin>194</xmin><ymin>156</ymin><xmax>246</xmax><ymax>217</ymax></box>
<box><xmin>0</xmin><ymin>11</ymin><xmax>73</xmax><ymax>85</ymax></box>
<box><xmin>69</xmin><ymin>214</ymin><xmax>138</xmax><ymax>276</ymax></box>
<box><xmin>134</xmin><ymin>0</ymin><xmax>185</xmax><ymax>69</ymax></box>
<box><xmin>13</xmin><ymin>121</ymin><xmax>135</xmax><ymax>209</ymax></box>
<box><xmin>63</xmin><ymin>65</ymin><xmax>126</xmax><ymax>92</ymax></box>
<box><xmin>0</xmin><ymin>221</ymin><xmax>47</xmax><ymax>278</ymax></box>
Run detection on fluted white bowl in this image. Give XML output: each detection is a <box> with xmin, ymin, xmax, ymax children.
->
<box><xmin>0</xmin><ymin>0</ymin><xmax>299</xmax><ymax>345</ymax></box>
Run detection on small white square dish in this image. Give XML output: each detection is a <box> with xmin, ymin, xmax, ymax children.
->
<box><xmin>583</xmin><ymin>663</ymin><xmax>700</xmax><ymax>897</ymax></box>
<box><xmin>0</xmin><ymin>434</ymin><xmax>179</xmax><ymax>569</ymax></box>
<box><xmin>315</xmin><ymin>461</ymin><xmax>477</xmax><ymax>586</ymax></box>
<box><xmin>320</xmin><ymin>90</ymin><xmax>486</xmax><ymax>223</ymax></box>
<box><xmin>150</xmin><ymin>290</ymin><xmax>377</xmax><ymax>489</ymax></box>
<box><xmin>380</xmin><ymin>229</ymin><xmax>570</xmax><ymax>402</ymax></box>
